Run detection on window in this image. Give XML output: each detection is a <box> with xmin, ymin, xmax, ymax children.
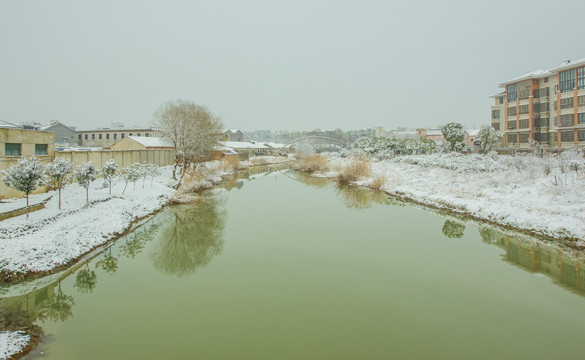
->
<box><xmin>507</xmin><ymin>134</ymin><xmax>517</xmax><ymax>143</ymax></box>
<box><xmin>121</xmin><ymin>133</ymin><xmax>125</xmax><ymax>138</ymax></box>
<box><xmin>492</xmin><ymin>122</ymin><xmax>500</xmax><ymax>131</ymax></box>
<box><xmin>137</xmin><ymin>133</ymin><xmax>140</xmax><ymax>136</ymax></box>
<box><xmin>499</xmin><ymin>97</ymin><xmax>504</xmax><ymax>104</ymax></box>
<box><xmin>560</xmin><ymin>97</ymin><xmax>574</xmax><ymax>109</ymax></box>
<box><xmin>91</xmin><ymin>134</ymin><xmax>95</xmax><ymax>139</ymax></box>
<box><xmin>145</xmin><ymin>133</ymin><xmax>149</xmax><ymax>137</ymax></box>
<box><xmin>508</xmin><ymin>121</ymin><xmax>517</xmax><ymax>130</ymax></box>
<box><xmin>508</xmin><ymin>106</ymin><xmax>517</xmax><ymax>116</ymax></box>
<box><xmin>519</xmin><ymin>133</ymin><xmax>529</xmax><ymax>143</ymax></box>
<box><xmin>4</xmin><ymin>143</ymin><xmax>20</xmax><ymax>156</ymax></box>
<box><xmin>492</xmin><ymin>110</ymin><xmax>500</xmax><ymax>119</ymax></box>
<box><xmin>579</xmin><ymin>130</ymin><xmax>585</xmax><ymax>142</ymax></box>
<box><xmin>544</xmin><ymin>77</ymin><xmax>549</xmax><ymax>83</ymax></box>
<box><xmin>578</xmin><ymin>67</ymin><xmax>585</xmax><ymax>90</ymax></box>
<box><xmin>559</xmin><ymin>114</ymin><xmax>574</xmax><ymax>127</ymax></box>
<box><xmin>519</xmin><ymin>105</ymin><xmax>529</xmax><ymax>114</ymax></box>
<box><xmin>106</xmin><ymin>134</ymin><xmax>110</xmax><ymax>139</ymax></box>
<box><xmin>539</xmin><ymin>87</ymin><xmax>549</xmax><ymax>97</ymax></box>
<box><xmin>507</xmin><ymin>84</ymin><xmax>517</xmax><ymax>102</ymax></box>
<box><xmin>519</xmin><ymin>119</ymin><xmax>529</xmax><ymax>129</ymax></box>
<box><xmin>84</xmin><ymin>134</ymin><xmax>88</xmax><ymax>140</ymax></box>
<box><xmin>579</xmin><ymin>113</ymin><xmax>585</xmax><ymax>125</ymax></box>
<box><xmin>114</xmin><ymin>134</ymin><xmax>117</xmax><ymax>139</ymax></box>
<box><xmin>78</xmin><ymin>134</ymin><xmax>81</xmax><ymax>140</ymax></box>
<box><xmin>560</xmin><ymin>131</ymin><xmax>574</xmax><ymax>142</ymax></box>
<box><xmin>99</xmin><ymin>134</ymin><xmax>102</xmax><ymax>139</ymax></box>
<box><xmin>129</xmin><ymin>133</ymin><xmax>133</xmax><ymax>136</ymax></box>
<box><xmin>560</xmin><ymin>69</ymin><xmax>575</xmax><ymax>93</ymax></box>
<box><xmin>578</xmin><ymin>96</ymin><xmax>585</xmax><ymax>107</ymax></box>
<box><xmin>35</xmin><ymin>144</ymin><xmax>48</xmax><ymax>156</ymax></box>
<box><xmin>519</xmin><ymin>89</ymin><xmax>530</xmax><ymax>100</ymax></box>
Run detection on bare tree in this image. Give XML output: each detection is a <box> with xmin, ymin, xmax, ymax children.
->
<box><xmin>153</xmin><ymin>99</ymin><xmax>223</xmax><ymax>180</ymax></box>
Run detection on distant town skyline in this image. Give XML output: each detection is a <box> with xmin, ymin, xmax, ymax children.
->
<box><xmin>1</xmin><ymin>0</ymin><xmax>584</xmax><ymax>132</ymax></box>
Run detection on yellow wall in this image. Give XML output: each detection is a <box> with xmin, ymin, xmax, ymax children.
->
<box><xmin>109</xmin><ymin>138</ymin><xmax>147</xmax><ymax>150</ymax></box>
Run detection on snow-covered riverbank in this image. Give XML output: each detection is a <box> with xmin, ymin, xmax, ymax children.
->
<box><xmin>319</xmin><ymin>153</ymin><xmax>585</xmax><ymax>245</ymax></box>
<box><xmin>0</xmin><ymin>331</ymin><xmax>30</xmax><ymax>360</ymax></box>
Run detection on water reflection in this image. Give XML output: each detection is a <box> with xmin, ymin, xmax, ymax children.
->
<box><xmin>149</xmin><ymin>196</ymin><xmax>226</xmax><ymax>277</ymax></box>
<box><xmin>480</xmin><ymin>225</ymin><xmax>585</xmax><ymax>294</ymax></box>
<box><xmin>96</xmin><ymin>247</ymin><xmax>118</xmax><ymax>275</ymax></box>
<box><xmin>73</xmin><ymin>264</ymin><xmax>97</xmax><ymax>294</ymax></box>
<box><xmin>442</xmin><ymin>220</ymin><xmax>466</xmax><ymax>239</ymax></box>
<box><xmin>36</xmin><ymin>280</ymin><xmax>75</xmax><ymax>323</ymax></box>
<box><xmin>335</xmin><ymin>184</ymin><xmax>388</xmax><ymax>210</ymax></box>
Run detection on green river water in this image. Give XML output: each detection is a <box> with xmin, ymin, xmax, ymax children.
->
<box><xmin>2</xmin><ymin>167</ymin><xmax>585</xmax><ymax>359</ymax></box>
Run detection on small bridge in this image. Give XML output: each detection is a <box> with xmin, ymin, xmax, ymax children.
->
<box><xmin>276</xmin><ymin>136</ymin><xmax>348</xmax><ymax>154</ymax></box>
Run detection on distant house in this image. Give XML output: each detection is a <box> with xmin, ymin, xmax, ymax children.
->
<box><xmin>76</xmin><ymin>128</ymin><xmax>161</xmax><ymax>148</ymax></box>
<box><xmin>41</xmin><ymin>121</ymin><xmax>77</xmax><ymax>148</ymax></box>
<box><xmin>465</xmin><ymin>129</ymin><xmax>480</xmax><ymax>147</ymax></box>
<box><xmin>416</xmin><ymin>129</ymin><xmax>445</xmax><ymax>146</ymax></box>
<box><xmin>108</xmin><ymin>136</ymin><xmax>174</xmax><ymax>150</ymax></box>
<box><xmin>1</xmin><ymin>128</ymin><xmax>55</xmax><ymax>199</ymax></box>
<box><xmin>222</xmin><ymin>129</ymin><xmax>244</xmax><ymax>142</ymax></box>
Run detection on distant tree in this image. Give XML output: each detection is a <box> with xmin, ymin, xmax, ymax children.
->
<box><xmin>1</xmin><ymin>158</ymin><xmax>45</xmax><ymax>207</ymax></box>
<box><xmin>74</xmin><ymin>162</ymin><xmax>98</xmax><ymax>203</ymax></box>
<box><xmin>475</xmin><ymin>125</ymin><xmax>503</xmax><ymax>154</ymax></box>
<box><xmin>153</xmin><ymin>99</ymin><xmax>223</xmax><ymax>180</ymax></box>
<box><xmin>101</xmin><ymin>159</ymin><xmax>119</xmax><ymax>195</ymax></box>
<box><xmin>441</xmin><ymin>122</ymin><xmax>466</xmax><ymax>152</ymax></box>
<box><xmin>45</xmin><ymin>158</ymin><xmax>73</xmax><ymax>209</ymax></box>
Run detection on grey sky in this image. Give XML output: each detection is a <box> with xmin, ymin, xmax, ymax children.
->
<box><xmin>1</xmin><ymin>0</ymin><xmax>584</xmax><ymax>131</ymax></box>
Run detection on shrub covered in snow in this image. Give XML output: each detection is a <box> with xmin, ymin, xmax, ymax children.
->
<box><xmin>101</xmin><ymin>159</ymin><xmax>119</xmax><ymax>195</ymax></box>
<box><xmin>45</xmin><ymin>157</ymin><xmax>73</xmax><ymax>209</ymax></box>
<box><xmin>74</xmin><ymin>161</ymin><xmax>98</xmax><ymax>203</ymax></box>
<box><xmin>441</xmin><ymin>122</ymin><xmax>466</xmax><ymax>152</ymax></box>
<box><xmin>354</xmin><ymin>137</ymin><xmax>436</xmax><ymax>159</ymax></box>
<box><xmin>1</xmin><ymin>157</ymin><xmax>45</xmax><ymax>207</ymax></box>
<box><xmin>122</xmin><ymin>163</ymin><xmax>142</xmax><ymax>194</ymax></box>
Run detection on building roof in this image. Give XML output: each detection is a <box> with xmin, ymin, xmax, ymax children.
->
<box><xmin>76</xmin><ymin>127</ymin><xmax>154</xmax><ymax>133</ymax></box>
<box><xmin>126</xmin><ymin>136</ymin><xmax>173</xmax><ymax>148</ymax></box>
<box><xmin>41</xmin><ymin>122</ymin><xmax>75</xmax><ymax>131</ymax></box>
<box><xmin>425</xmin><ymin>130</ymin><xmax>443</xmax><ymax>136</ymax></box>
<box><xmin>551</xmin><ymin>57</ymin><xmax>585</xmax><ymax>72</ymax></box>
<box><xmin>466</xmin><ymin>129</ymin><xmax>480</xmax><ymax>136</ymax></box>
<box><xmin>219</xmin><ymin>141</ymin><xmax>268</xmax><ymax>149</ymax></box>
<box><xmin>0</xmin><ymin>120</ymin><xmax>22</xmax><ymax>129</ymax></box>
<box><xmin>499</xmin><ymin>69</ymin><xmax>551</xmax><ymax>86</ymax></box>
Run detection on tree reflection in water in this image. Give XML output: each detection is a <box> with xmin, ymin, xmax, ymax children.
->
<box><xmin>150</xmin><ymin>196</ymin><xmax>226</xmax><ymax>277</ymax></box>
<box><xmin>74</xmin><ymin>263</ymin><xmax>97</xmax><ymax>294</ymax></box>
<box><xmin>335</xmin><ymin>184</ymin><xmax>387</xmax><ymax>210</ymax></box>
<box><xmin>96</xmin><ymin>247</ymin><xmax>119</xmax><ymax>275</ymax></box>
<box><xmin>442</xmin><ymin>220</ymin><xmax>466</xmax><ymax>239</ymax></box>
<box><xmin>36</xmin><ymin>280</ymin><xmax>75</xmax><ymax>323</ymax></box>
<box><xmin>120</xmin><ymin>220</ymin><xmax>161</xmax><ymax>259</ymax></box>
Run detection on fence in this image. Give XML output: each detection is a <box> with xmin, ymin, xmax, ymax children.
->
<box><xmin>0</xmin><ymin>149</ymin><xmax>175</xmax><ymax>200</ymax></box>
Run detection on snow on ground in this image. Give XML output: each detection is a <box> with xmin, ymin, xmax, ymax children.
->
<box><xmin>0</xmin><ymin>166</ymin><xmax>177</xmax><ymax>276</ymax></box>
<box><xmin>0</xmin><ymin>331</ymin><xmax>30</xmax><ymax>360</ymax></box>
<box><xmin>322</xmin><ymin>153</ymin><xmax>585</xmax><ymax>243</ymax></box>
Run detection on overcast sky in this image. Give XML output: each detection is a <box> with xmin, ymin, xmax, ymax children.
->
<box><xmin>1</xmin><ymin>0</ymin><xmax>584</xmax><ymax>131</ymax></box>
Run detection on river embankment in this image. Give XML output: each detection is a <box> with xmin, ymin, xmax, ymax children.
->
<box><xmin>298</xmin><ymin>153</ymin><xmax>585</xmax><ymax>246</ymax></box>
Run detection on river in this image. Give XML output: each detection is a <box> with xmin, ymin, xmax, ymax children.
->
<box><xmin>2</xmin><ymin>167</ymin><xmax>585</xmax><ymax>359</ymax></box>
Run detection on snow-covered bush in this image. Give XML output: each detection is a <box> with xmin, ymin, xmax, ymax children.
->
<box><xmin>354</xmin><ymin>137</ymin><xmax>436</xmax><ymax>159</ymax></box>
<box><xmin>122</xmin><ymin>163</ymin><xmax>142</xmax><ymax>194</ymax></box>
<box><xmin>74</xmin><ymin>162</ymin><xmax>98</xmax><ymax>203</ymax></box>
<box><xmin>1</xmin><ymin>157</ymin><xmax>45</xmax><ymax>207</ymax></box>
<box><xmin>45</xmin><ymin>157</ymin><xmax>73</xmax><ymax>209</ymax></box>
<box><xmin>101</xmin><ymin>159</ymin><xmax>119</xmax><ymax>194</ymax></box>
<box><xmin>475</xmin><ymin>125</ymin><xmax>503</xmax><ymax>154</ymax></box>
<box><xmin>560</xmin><ymin>148</ymin><xmax>585</xmax><ymax>174</ymax></box>
<box><xmin>441</xmin><ymin>122</ymin><xmax>466</xmax><ymax>152</ymax></box>
<box><xmin>145</xmin><ymin>163</ymin><xmax>161</xmax><ymax>186</ymax></box>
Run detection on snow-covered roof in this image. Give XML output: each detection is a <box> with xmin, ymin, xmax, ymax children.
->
<box><xmin>425</xmin><ymin>130</ymin><xmax>443</xmax><ymax>136</ymax></box>
<box><xmin>220</xmin><ymin>141</ymin><xmax>268</xmax><ymax>149</ymax></box>
<box><xmin>223</xmin><ymin>129</ymin><xmax>242</xmax><ymax>133</ymax></box>
<box><xmin>263</xmin><ymin>142</ymin><xmax>285</xmax><ymax>148</ymax></box>
<box><xmin>126</xmin><ymin>136</ymin><xmax>173</xmax><ymax>148</ymax></box>
<box><xmin>499</xmin><ymin>69</ymin><xmax>551</xmax><ymax>86</ymax></box>
<box><xmin>0</xmin><ymin>120</ymin><xmax>22</xmax><ymax>129</ymax></box>
<box><xmin>553</xmin><ymin>57</ymin><xmax>585</xmax><ymax>72</ymax></box>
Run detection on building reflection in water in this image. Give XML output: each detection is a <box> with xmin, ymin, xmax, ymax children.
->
<box><xmin>480</xmin><ymin>226</ymin><xmax>585</xmax><ymax>294</ymax></box>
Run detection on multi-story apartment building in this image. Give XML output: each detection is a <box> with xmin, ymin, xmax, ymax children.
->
<box><xmin>491</xmin><ymin>58</ymin><xmax>585</xmax><ymax>149</ymax></box>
